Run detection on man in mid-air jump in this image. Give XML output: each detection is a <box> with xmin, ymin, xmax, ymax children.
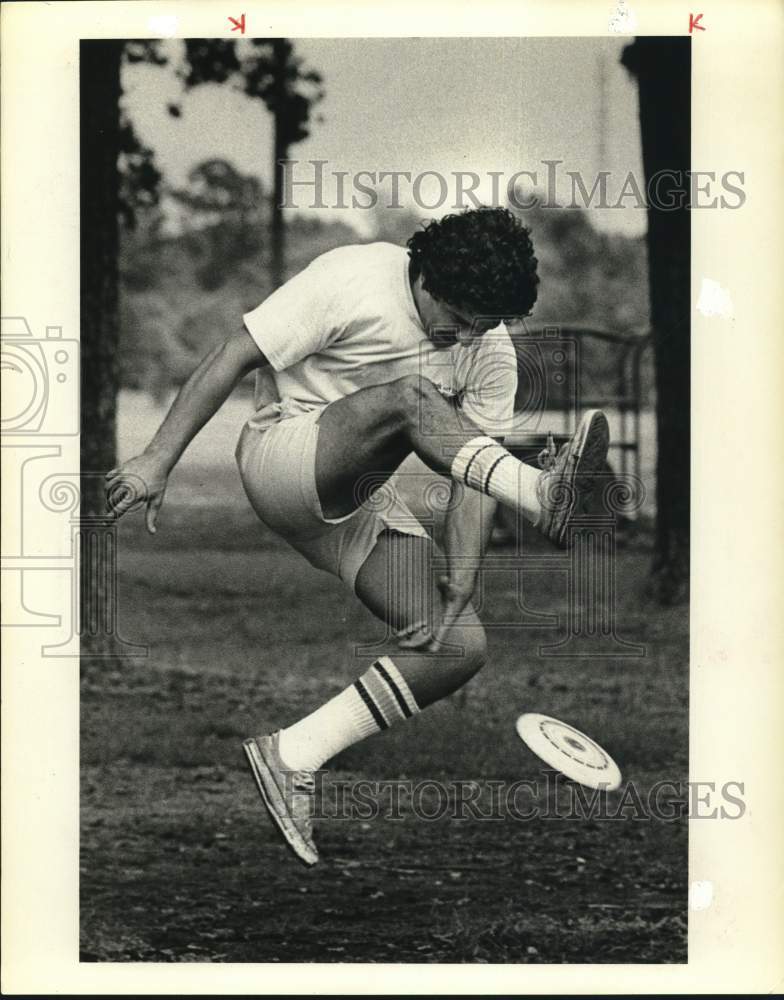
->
<box><xmin>107</xmin><ymin>207</ymin><xmax>609</xmax><ymax>866</ymax></box>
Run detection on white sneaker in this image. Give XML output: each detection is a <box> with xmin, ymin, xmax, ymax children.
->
<box><xmin>536</xmin><ymin>410</ymin><xmax>610</xmax><ymax>548</ymax></box>
<box><xmin>242</xmin><ymin>731</ymin><xmax>319</xmax><ymax>867</ymax></box>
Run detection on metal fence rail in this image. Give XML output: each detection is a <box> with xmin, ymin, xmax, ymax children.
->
<box><xmin>506</xmin><ymin>326</ymin><xmax>653</xmax><ymax>483</ymax></box>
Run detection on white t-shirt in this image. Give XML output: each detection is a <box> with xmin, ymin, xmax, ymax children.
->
<box><xmin>242</xmin><ymin>242</ymin><xmax>518</xmax><ymax>438</ymax></box>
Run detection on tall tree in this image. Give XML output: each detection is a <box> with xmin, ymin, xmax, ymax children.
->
<box><xmin>179</xmin><ymin>39</ymin><xmax>324</xmax><ymax>287</ymax></box>
<box><xmin>80</xmin><ymin>40</ymin><xmax>124</xmax><ymax>520</ymax></box>
<box><xmin>80</xmin><ymin>39</ymin><xmax>323</xmax><ymax>658</ymax></box>
<box><xmin>267</xmin><ymin>38</ymin><xmax>323</xmax><ymax>287</ymax></box>
<box><xmin>622</xmin><ymin>38</ymin><xmax>691</xmax><ymax>604</ymax></box>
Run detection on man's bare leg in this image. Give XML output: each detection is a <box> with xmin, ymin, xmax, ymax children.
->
<box><xmin>315</xmin><ymin>373</ymin><xmax>609</xmax><ymax>547</ymax></box>
<box><xmin>246</xmin><ymin>530</ymin><xmax>488</xmax><ymax>866</ymax></box>
<box><xmin>314</xmin><ymin>373</ymin><xmax>503</xmax><ymax>518</ymax></box>
<box><xmin>276</xmin><ymin>530</ymin><xmax>487</xmax><ymax>768</ymax></box>
<box><xmin>353</xmin><ymin>531</ymin><xmax>486</xmax><ymax>705</ymax></box>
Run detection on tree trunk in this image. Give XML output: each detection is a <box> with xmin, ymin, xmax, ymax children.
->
<box><xmin>622</xmin><ymin>38</ymin><xmax>691</xmax><ymax>604</ymax></box>
<box><xmin>80</xmin><ymin>41</ymin><xmax>122</xmax><ymax>657</ymax></box>
<box><xmin>81</xmin><ymin>40</ymin><xmax>122</xmax><ymax>512</ymax></box>
<box><xmin>270</xmin><ymin>39</ymin><xmax>287</xmax><ymax>289</ymax></box>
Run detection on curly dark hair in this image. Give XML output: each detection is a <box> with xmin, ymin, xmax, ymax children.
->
<box><xmin>407</xmin><ymin>207</ymin><xmax>539</xmax><ymax>318</ymax></box>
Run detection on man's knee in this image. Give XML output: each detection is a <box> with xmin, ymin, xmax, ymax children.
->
<box><xmin>391</xmin><ymin>374</ymin><xmax>443</xmax><ymax>423</ymax></box>
<box><xmin>444</xmin><ymin>621</ymin><xmax>488</xmax><ymax>675</ymax></box>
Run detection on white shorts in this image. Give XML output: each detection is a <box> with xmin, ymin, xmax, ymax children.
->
<box><xmin>235</xmin><ymin>409</ymin><xmax>430</xmax><ymax>593</ymax></box>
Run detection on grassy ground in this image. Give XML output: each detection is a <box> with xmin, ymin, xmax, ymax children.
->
<box><xmin>81</xmin><ymin>457</ymin><xmax>688</xmax><ymax>964</ymax></box>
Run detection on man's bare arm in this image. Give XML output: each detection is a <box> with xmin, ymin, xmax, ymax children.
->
<box><xmin>105</xmin><ymin>329</ymin><xmax>269</xmax><ymax>531</ymax></box>
<box><xmin>144</xmin><ymin>330</ymin><xmax>268</xmax><ymax>471</ymax></box>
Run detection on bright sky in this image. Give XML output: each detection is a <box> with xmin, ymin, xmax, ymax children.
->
<box><xmin>122</xmin><ymin>37</ymin><xmax>646</xmax><ymax>236</ymax></box>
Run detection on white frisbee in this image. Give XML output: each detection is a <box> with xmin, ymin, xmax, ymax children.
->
<box><xmin>516</xmin><ymin>713</ymin><xmax>622</xmax><ymax>791</ymax></box>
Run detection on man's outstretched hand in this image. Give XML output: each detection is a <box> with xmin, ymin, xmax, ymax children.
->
<box><xmin>104</xmin><ymin>453</ymin><xmax>170</xmax><ymax>534</ymax></box>
<box><xmin>396</xmin><ymin>573</ymin><xmax>475</xmax><ymax>653</ymax></box>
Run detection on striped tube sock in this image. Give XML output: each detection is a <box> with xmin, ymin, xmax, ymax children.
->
<box><xmin>451</xmin><ymin>435</ymin><xmax>542</xmax><ymax>525</ymax></box>
<box><xmin>276</xmin><ymin>657</ymin><xmax>421</xmax><ymax>772</ymax></box>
